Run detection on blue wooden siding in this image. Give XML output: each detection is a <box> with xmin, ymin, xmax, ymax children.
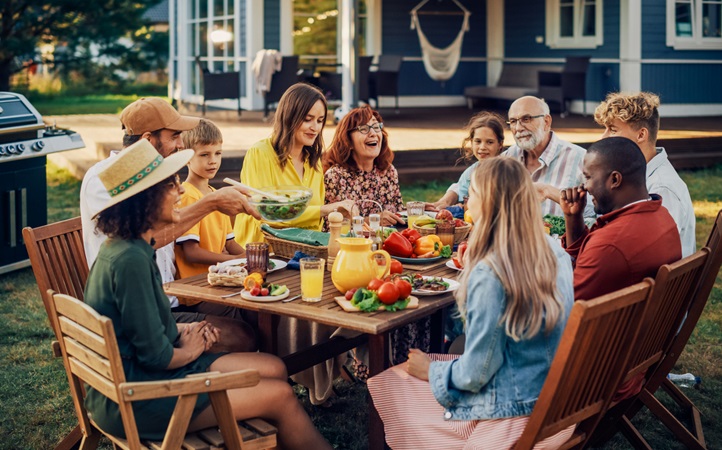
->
<box><xmin>381</xmin><ymin>0</ymin><xmax>487</xmax><ymax>95</ymax></box>
<box><xmin>504</xmin><ymin>0</ymin><xmax>619</xmax><ymax>59</ymax></box>
<box><xmin>240</xmin><ymin>0</ymin><xmax>247</xmax><ymax>56</ymax></box>
<box><xmin>642</xmin><ymin>64</ymin><xmax>722</xmax><ymax>103</ymax></box>
<box><xmin>502</xmin><ymin>0</ymin><xmax>620</xmax><ymax>102</ymax></box>
<box><xmin>264</xmin><ymin>0</ymin><xmax>280</xmax><ymax>50</ymax></box>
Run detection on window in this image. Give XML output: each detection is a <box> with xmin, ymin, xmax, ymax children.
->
<box><xmin>667</xmin><ymin>0</ymin><xmax>722</xmax><ymax>49</ymax></box>
<box><xmin>545</xmin><ymin>0</ymin><xmax>603</xmax><ymax>49</ymax></box>
<box><xmin>188</xmin><ymin>0</ymin><xmax>239</xmax><ymax>96</ymax></box>
<box><xmin>292</xmin><ymin>0</ymin><xmax>368</xmax><ymax>69</ymax></box>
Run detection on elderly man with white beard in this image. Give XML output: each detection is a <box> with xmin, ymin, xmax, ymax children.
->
<box><xmin>504</xmin><ymin>96</ymin><xmax>595</xmax><ymax>220</ymax></box>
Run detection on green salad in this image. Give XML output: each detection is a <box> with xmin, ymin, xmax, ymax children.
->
<box><xmin>543</xmin><ymin>214</ymin><xmax>566</xmax><ymax>236</ymax></box>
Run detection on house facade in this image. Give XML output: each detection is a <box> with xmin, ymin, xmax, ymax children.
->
<box><xmin>169</xmin><ymin>0</ymin><xmax>722</xmax><ymax>116</ymax></box>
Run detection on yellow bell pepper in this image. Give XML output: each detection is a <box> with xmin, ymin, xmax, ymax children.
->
<box><xmin>414</xmin><ymin>235</ymin><xmax>442</xmax><ymax>257</ymax></box>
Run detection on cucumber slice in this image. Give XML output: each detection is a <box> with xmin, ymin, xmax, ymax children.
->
<box><xmin>270</xmin><ymin>285</ymin><xmax>288</xmax><ymax>296</ymax></box>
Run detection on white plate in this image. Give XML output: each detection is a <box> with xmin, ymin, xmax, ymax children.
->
<box><xmin>218</xmin><ymin>258</ymin><xmax>287</xmax><ymax>272</ymax></box>
<box><xmin>240</xmin><ymin>288</ymin><xmax>290</xmax><ymax>302</ymax></box>
<box><xmin>411</xmin><ymin>277</ymin><xmax>460</xmax><ymax>296</ymax></box>
<box><xmin>446</xmin><ymin>259</ymin><xmax>463</xmax><ymax>271</ymax></box>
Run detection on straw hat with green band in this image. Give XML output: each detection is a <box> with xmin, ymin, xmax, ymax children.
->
<box><xmin>92</xmin><ymin>139</ymin><xmax>193</xmax><ymax>218</ymax></box>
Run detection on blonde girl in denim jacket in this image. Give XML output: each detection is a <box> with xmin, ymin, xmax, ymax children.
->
<box><xmin>368</xmin><ymin>158</ymin><xmax>576</xmax><ymax>449</ymax></box>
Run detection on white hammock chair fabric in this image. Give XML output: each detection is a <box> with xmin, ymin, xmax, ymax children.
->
<box><xmin>410</xmin><ymin>0</ymin><xmax>471</xmax><ymax>82</ymax></box>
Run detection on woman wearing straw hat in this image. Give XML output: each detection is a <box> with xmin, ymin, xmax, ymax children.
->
<box><xmin>83</xmin><ymin>139</ymin><xmax>331</xmax><ymax>448</ymax></box>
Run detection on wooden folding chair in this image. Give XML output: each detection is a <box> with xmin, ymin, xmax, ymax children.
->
<box><xmin>513</xmin><ymin>280</ymin><xmax>655</xmax><ymax>450</ymax></box>
<box><xmin>47</xmin><ymin>290</ymin><xmax>277</xmax><ymax>450</ymax></box>
<box><xmin>618</xmin><ymin>210</ymin><xmax>722</xmax><ymax>449</ymax></box>
<box><xmin>23</xmin><ymin>217</ymin><xmax>89</xmax><ymax>450</ymax></box>
<box><xmin>23</xmin><ymin>217</ymin><xmax>88</xmax><ymax>339</ymax></box>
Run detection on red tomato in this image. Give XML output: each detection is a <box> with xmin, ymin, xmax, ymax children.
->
<box><xmin>345</xmin><ymin>288</ymin><xmax>358</xmax><ymax>301</ymax></box>
<box><xmin>393</xmin><ymin>279</ymin><xmax>412</xmax><ymax>300</ymax></box>
<box><xmin>452</xmin><ymin>257</ymin><xmax>463</xmax><ymax>269</ymax></box>
<box><xmin>250</xmin><ymin>286</ymin><xmax>261</xmax><ymax>296</ymax></box>
<box><xmin>261</xmin><ymin>288</ymin><xmax>269</xmax><ymax>296</ymax></box>
<box><xmin>390</xmin><ymin>259</ymin><xmax>404</xmax><ymax>274</ymax></box>
<box><xmin>377</xmin><ymin>282</ymin><xmax>400</xmax><ymax>305</ymax></box>
<box><xmin>367</xmin><ymin>278</ymin><xmax>384</xmax><ymax>291</ymax></box>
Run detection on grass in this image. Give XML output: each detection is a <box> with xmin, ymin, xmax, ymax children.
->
<box><xmin>20</xmin><ymin>94</ymin><xmax>169</xmax><ymax>116</ymax></box>
<box><xmin>0</xmin><ymin>162</ymin><xmax>721</xmax><ymax>449</ymax></box>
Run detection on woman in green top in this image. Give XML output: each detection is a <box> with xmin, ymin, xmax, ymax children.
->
<box><xmin>84</xmin><ymin>139</ymin><xmax>331</xmax><ymax>448</ymax></box>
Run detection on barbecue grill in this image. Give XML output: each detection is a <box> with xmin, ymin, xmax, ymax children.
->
<box><xmin>0</xmin><ymin>92</ymin><xmax>85</xmax><ymax>274</ymax></box>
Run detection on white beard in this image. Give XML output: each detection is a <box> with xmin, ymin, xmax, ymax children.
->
<box><xmin>515</xmin><ymin>127</ymin><xmax>547</xmax><ymax>151</ymax></box>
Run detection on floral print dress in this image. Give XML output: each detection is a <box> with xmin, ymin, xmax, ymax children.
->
<box><xmin>324</xmin><ymin>164</ymin><xmax>405</xmax><ymax>219</ymax></box>
<box><xmin>324</xmin><ymin>164</ymin><xmax>431</xmax><ymax>375</ymax></box>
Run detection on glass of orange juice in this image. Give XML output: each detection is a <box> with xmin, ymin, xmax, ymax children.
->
<box><xmin>300</xmin><ymin>257</ymin><xmax>325</xmax><ymax>302</ymax></box>
<box><xmin>406</xmin><ymin>201</ymin><xmax>425</xmax><ymax>229</ymax></box>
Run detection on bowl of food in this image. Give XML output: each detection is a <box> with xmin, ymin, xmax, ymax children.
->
<box><xmin>248</xmin><ymin>186</ymin><xmax>313</xmax><ymax>222</ymax></box>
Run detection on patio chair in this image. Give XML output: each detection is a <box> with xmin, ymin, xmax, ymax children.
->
<box><xmin>23</xmin><ymin>217</ymin><xmax>88</xmax><ymax>341</ymax></box>
<box><xmin>617</xmin><ymin>210</ymin><xmax>722</xmax><ymax>449</ymax></box>
<box><xmin>47</xmin><ymin>290</ymin><xmax>277</xmax><ymax>450</ymax></box>
<box><xmin>589</xmin><ymin>247</ymin><xmax>710</xmax><ymax>448</ymax></box>
<box><xmin>514</xmin><ymin>280</ymin><xmax>654</xmax><ymax>450</ymax></box>
<box><xmin>537</xmin><ymin>56</ymin><xmax>590</xmax><ymax>117</ymax></box>
<box><xmin>263</xmin><ymin>55</ymin><xmax>300</xmax><ymax>118</ymax></box>
<box><xmin>369</xmin><ymin>55</ymin><xmax>403</xmax><ymax>112</ymax></box>
<box><xmin>23</xmin><ymin>217</ymin><xmax>88</xmax><ymax>450</ymax></box>
<box><xmin>195</xmin><ymin>56</ymin><xmax>242</xmax><ymax>117</ymax></box>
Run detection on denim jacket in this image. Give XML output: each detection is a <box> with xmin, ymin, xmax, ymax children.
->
<box><xmin>428</xmin><ymin>235</ymin><xmax>574</xmax><ymax>421</ymax></box>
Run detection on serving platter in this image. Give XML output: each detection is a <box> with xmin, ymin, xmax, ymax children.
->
<box><xmin>218</xmin><ymin>258</ymin><xmax>287</xmax><ymax>272</ymax></box>
<box><xmin>392</xmin><ymin>255</ymin><xmax>443</xmax><ymax>264</ymax></box>
<box><xmin>240</xmin><ymin>289</ymin><xmax>290</xmax><ymax>302</ymax></box>
<box><xmin>411</xmin><ymin>277</ymin><xmax>460</xmax><ymax>297</ymax></box>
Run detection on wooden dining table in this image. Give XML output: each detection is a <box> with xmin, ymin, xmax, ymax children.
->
<box><xmin>163</xmin><ymin>258</ymin><xmax>459</xmax><ymax>450</ymax></box>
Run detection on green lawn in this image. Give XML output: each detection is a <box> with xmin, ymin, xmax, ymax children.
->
<box><xmin>0</xmin><ymin>163</ymin><xmax>720</xmax><ymax>449</ymax></box>
<box><xmin>20</xmin><ymin>93</ymin><xmax>169</xmax><ymax>116</ymax></box>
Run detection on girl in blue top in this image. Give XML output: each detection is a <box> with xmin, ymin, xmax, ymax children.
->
<box><xmin>368</xmin><ymin>157</ymin><xmax>575</xmax><ymax>449</ymax></box>
<box><xmin>431</xmin><ymin>111</ymin><xmax>506</xmax><ymax>211</ymax></box>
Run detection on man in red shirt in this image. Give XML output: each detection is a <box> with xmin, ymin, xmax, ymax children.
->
<box><xmin>560</xmin><ymin>136</ymin><xmax>681</xmax><ymax>301</ymax></box>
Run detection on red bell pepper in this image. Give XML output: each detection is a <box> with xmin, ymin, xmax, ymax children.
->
<box><xmin>401</xmin><ymin>228</ymin><xmax>422</xmax><ymax>244</ymax></box>
<box><xmin>382</xmin><ymin>232</ymin><xmax>413</xmax><ymax>257</ymax></box>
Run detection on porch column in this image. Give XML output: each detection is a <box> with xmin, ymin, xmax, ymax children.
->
<box><xmin>340</xmin><ymin>0</ymin><xmax>358</xmax><ymax>112</ymax></box>
<box><xmin>246</xmin><ymin>0</ymin><xmax>266</xmax><ymax>110</ymax></box>
<box><xmin>487</xmin><ymin>0</ymin><xmax>504</xmax><ymax>87</ymax></box>
<box><xmin>619</xmin><ymin>0</ymin><xmax>642</xmax><ymax>92</ymax></box>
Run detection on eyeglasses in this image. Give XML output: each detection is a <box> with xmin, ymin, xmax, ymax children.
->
<box><xmin>506</xmin><ymin>114</ymin><xmax>545</xmax><ymax>128</ymax></box>
<box><xmin>353</xmin><ymin>123</ymin><xmax>384</xmax><ymax>135</ymax></box>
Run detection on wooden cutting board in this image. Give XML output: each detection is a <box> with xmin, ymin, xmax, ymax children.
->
<box><xmin>334</xmin><ymin>295</ymin><xmax>419</xmax><ymax>312</ymax></box>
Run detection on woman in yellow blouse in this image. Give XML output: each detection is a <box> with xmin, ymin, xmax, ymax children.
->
<box><xmin>234</xmin><ymin>83</ymin><xmax>356</xmax><ymax>247</ymax></box>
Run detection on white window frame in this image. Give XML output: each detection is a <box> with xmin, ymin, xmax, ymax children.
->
<box><xmin>545</xmin><ymin>0</ymin><xmax>604</xmax><ymax>49</ymax></box>
<box><xmin>667</xmin><ymin>0</ymin><xmax>722</xmax><ymax>49</ymax></box>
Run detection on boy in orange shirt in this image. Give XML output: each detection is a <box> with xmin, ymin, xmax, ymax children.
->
<box><xmin>175</xmin><ymin>119</ymin><xmax>245</xmax><ymax>280</ymax></box>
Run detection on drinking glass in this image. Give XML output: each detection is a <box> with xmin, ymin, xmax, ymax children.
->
<box><xmin>340</xmin><ymin>218</ymin><xmax>351</xmax><ymax>236</ymax></box>
<box><xmin>436</xmin><ymin>220</ymin><xmax>455</xmax><ymax>247</ymax></box>
<box><xmin>245</xmin><ymin>242</ymin><xmax>269</xmax><ymax>279</ymax></box>
<box><xmin>406</xmin><ymin>201</ymin><xmax>425</xmax><ymax>229</ymax></box>
<box><xmin>300</xmin><ymin>257</ymin><xmax>325</xmax><ymax>302</ymax></box>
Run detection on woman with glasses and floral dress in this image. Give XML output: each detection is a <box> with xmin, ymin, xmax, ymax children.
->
<box><xmin>323</xmin><ymin>105</ymin><xmax>405</xmax><ymax>228</ymax></box>
<box><xmin>324</xmin><ymin>106</ymin><xmax>421</xmax><ymax>381</ymax></box>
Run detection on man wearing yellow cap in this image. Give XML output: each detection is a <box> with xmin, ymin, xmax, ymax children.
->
<box><xmin>80</xmin><ymin>98</ymin><xmax>260</xmax><ymax>352</ymax></box>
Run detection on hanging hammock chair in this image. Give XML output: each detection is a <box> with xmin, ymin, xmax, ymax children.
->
<box><xmin>410</xmin><ymin>0</ymin><xmax>471</xmax><ymax>82</ymax></box>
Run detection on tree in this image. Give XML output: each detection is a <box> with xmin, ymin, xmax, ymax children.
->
<box><xmin>0</xmin><ymin>0</ymin><xmax>162</xmax><ymax>91</ymax></box>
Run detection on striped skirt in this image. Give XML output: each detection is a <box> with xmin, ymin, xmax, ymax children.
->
<box><xmin>368</xmin><ymin>354</ymin><xmax>575</xmax><ymax>450</ymax></box>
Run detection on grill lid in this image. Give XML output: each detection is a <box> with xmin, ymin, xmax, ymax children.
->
<box><xmin>0</xmin><ymin>92</ymin><xmax>44</xmax><ymax>131</ymax></box>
